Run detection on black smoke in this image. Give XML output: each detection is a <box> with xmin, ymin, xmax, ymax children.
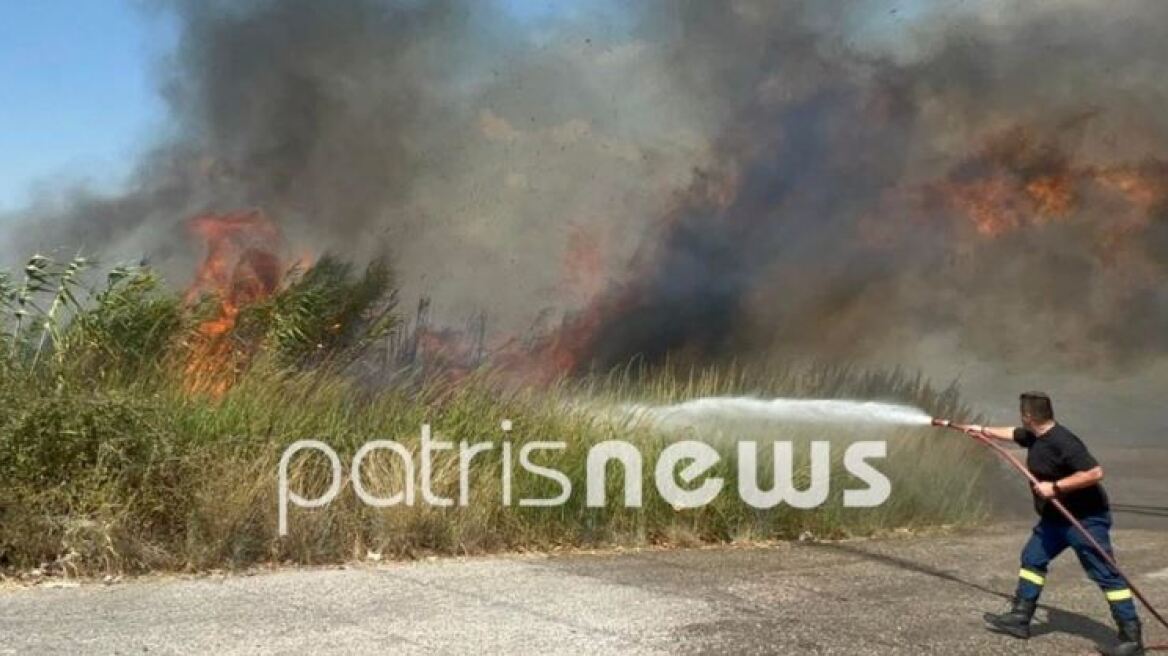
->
<box><xmin>6</xmin><ymin>0</ymin><xmax>1168</xmax><ymax>384</ymax></box>
<box><xmin>574</xmin><ymin>1</ymin><xmax>1168</xmax><ymax>377</ymax></box>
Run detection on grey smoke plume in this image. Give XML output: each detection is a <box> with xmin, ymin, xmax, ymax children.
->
<box><xmin>7</xmin><ymin>0</ymin><xmax>700</xmax><ymax>313</ymax></box>
<box><xmin>570</xmin><ymin>0</ymin><xmax>1168</xmax><ymax>379</ymax></box>
<box><xmin>5</xmin><ymin>0</ymin><xmax>1168</xmax><ymax>395</ymax></box>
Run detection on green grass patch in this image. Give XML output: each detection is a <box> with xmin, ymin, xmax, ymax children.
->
<box><xmin>0</xmin><ymin>256</ymin><xmax>995</xmax><ymax>575</ymax></box>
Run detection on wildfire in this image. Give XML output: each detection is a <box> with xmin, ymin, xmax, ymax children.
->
<box><xmin>168</xmin><ymin>126</ymin><xmax>1166</xmax><ymax>390</ymax></box>
<box><xmin>1095</xmin><ymin>162</ymin><xmax>1168</xmax><ymax>211</ymax></box>
<box><xmin>932</xmin><ymin>127</ymin><xmax>1079</xmax><ymax>237</ymax></box>
<box><xmin>944</xmin><ymin>175</ymin><xmax>1031</xmax><ymax>237</ymax></box>
<box><xmin>934</xmin><ymin>127</ymin><xmax>1168</xmax><ymax>253</ymax></box>
<box><xmin>183</xmin><ymin>209</ymin><xmax>287</xmax><ymax>395</ymax></box>
<box><xmin>1024</xmin><ymin>174</ymin><xmax>1077</xmax><ymax>218</ymax></box>
<box><xmin>560</xmin><ymin>225</ymin><xmax>608</xmax><ymax>303</ymax></box>
<box><xmin>530</xmin><ymin>124</ymin><xmax>1168</xmax><ymax>378</ymax></box>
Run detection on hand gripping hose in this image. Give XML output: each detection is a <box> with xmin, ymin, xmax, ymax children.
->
<box><xmin>932</xmin><ymin>419</ymin><xmax>1167</xmax><ymax>651</ymax></box>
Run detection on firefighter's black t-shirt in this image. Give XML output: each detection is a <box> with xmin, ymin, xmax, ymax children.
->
<box><xmin>1013</xmin><ymin>424</ymin><xmax>1109</xmax><ymax>520</ymax></box>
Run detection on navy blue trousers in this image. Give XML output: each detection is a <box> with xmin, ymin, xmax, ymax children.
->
<box><xmin>1015</xmin><ymin>512</ymin><xmax>1138</xmax><ymax>623</ymax></box>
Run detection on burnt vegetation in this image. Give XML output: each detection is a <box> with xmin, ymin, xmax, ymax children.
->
<box><xmin>0</xmin><ymin>254</ymin><xmax>989</xmax><ymax>575</ymax></box>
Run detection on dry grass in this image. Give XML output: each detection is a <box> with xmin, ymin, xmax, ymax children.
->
<box><xmin>0</xmin><ymin>256</ymin><xmax>994</xmax><ymax>575</ymax></box>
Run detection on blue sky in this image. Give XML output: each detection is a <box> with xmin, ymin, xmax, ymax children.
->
<box><xmin>0</xmin><ymin>0</ymin><xmax>571</xmax><ymax>214</ymax></box>
<box><xmin>0</xmin><ymin>2</ymin><xmax>179</xmax><ymax>213</ymax></box>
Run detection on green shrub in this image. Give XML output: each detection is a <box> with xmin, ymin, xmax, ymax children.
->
<box><xmin>0</xmin><ymin>256</ymin><xmax>994</xmax><ymax>575</ymax></box>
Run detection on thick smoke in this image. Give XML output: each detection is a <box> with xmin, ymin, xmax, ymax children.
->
<box><xmin>5</xmin><ymin>0</ymin><xmax>1168</xmax><ymax>433</ymax></box>
<box><xmin>569</xmin><ymin>0</ymin><xmax>1168</xmax><ymax>379</ymax></box>
<box><xmin>6</xmin><ymin>0</ymin><xmax>701</xmax><ymax>317</ymax></box>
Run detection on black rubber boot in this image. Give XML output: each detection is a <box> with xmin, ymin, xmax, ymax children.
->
<box><xmin>1098</xmin><ymin>619</ymin><xmax>1144</xmax><ymax>656</ymax></box>
<box><xmin>984</xmin><ymin>597</ymin><xmax>1037</xmax><ymax>639</ymax></box>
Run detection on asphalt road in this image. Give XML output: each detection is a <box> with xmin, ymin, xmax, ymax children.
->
<box><xmin>2</xmin><ymin>519</ymin><xmax>1166</xmax><ymax>655</ymax></box>
<box><xmin>3</xmin><ymin>444</ymin><xmax>1166</xmax><ymax>655</ymax></box>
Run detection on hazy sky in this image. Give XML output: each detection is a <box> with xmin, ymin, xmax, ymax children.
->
<box><xmin>0</xmin><ymin>0</ymin><xmax>923</xmax><ymax>215</ymax></box>
<box><xmin>0</xmin><ymin>0</ymin><xmax>599</xmax><ymax>214</ymax></box>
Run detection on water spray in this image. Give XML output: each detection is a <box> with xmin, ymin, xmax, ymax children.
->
<box><xmin>622</xmin><ymin>397</ymin><xmax>933</xmax><ymax>428</ymax></box>
<box><xmin>932</xmin><ymin>418</ymin><xmax>1168</xmax><ymax>652</ymax></box>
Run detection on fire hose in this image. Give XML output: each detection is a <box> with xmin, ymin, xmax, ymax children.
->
<box><xmin>931</xmin><ymin>419</ymin><xmax>1167</xmax><ymax>652</ymax></box>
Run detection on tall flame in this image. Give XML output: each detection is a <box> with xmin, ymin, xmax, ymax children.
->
<box><xmin>183</xmin><ymin>210</ymin><xmax>285</xmax><ymax>395</ymax></box>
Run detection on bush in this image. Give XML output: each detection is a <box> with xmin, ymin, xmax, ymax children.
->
<box><xmin>0</xmin><ymin>256</ymin><xmax>994</xmax><ymax>575</ymax></box>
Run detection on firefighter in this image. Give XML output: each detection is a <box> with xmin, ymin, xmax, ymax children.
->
<box><xmin>967</xmin><ymin>392</ymin><xmax>1143</xmax><ymax>655</ymax></box>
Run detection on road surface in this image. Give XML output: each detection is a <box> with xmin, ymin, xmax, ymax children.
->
<box><xmin>2</xmin><ymin>520</ymin><xmax>1167</xmax><ymax>655</ymax></box>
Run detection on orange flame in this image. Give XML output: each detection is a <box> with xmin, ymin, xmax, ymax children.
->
<box><xmin>933</xmin><ymin>127</ymin><xmax>1168</xmax><ymax>262</ymax></box>
<box><xmin>183</xmin><ymin>209</ymin><xmax>286</xmax><ymax>395</ymax></box>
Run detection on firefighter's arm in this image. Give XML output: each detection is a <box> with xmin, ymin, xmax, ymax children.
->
<box><xmin>1056</xmin><ymin>465</ymin><xmax>1104</xmax><ymax>492</ymax></box>
<box><xmin>1035</xmin><ymin>466</ymin><xmax>1104</xmax><ymax>499</ymax></box>
<box><xmin>963</xmin><ymin>425</ymin><xmax>1019</xmax><ymax>442</ymax></box>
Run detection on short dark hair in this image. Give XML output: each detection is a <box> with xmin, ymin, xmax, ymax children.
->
<box><xmin>1019</xmin><ymin>391</ymin><xmax>1054</xmax><ymax>422</ymax></box>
